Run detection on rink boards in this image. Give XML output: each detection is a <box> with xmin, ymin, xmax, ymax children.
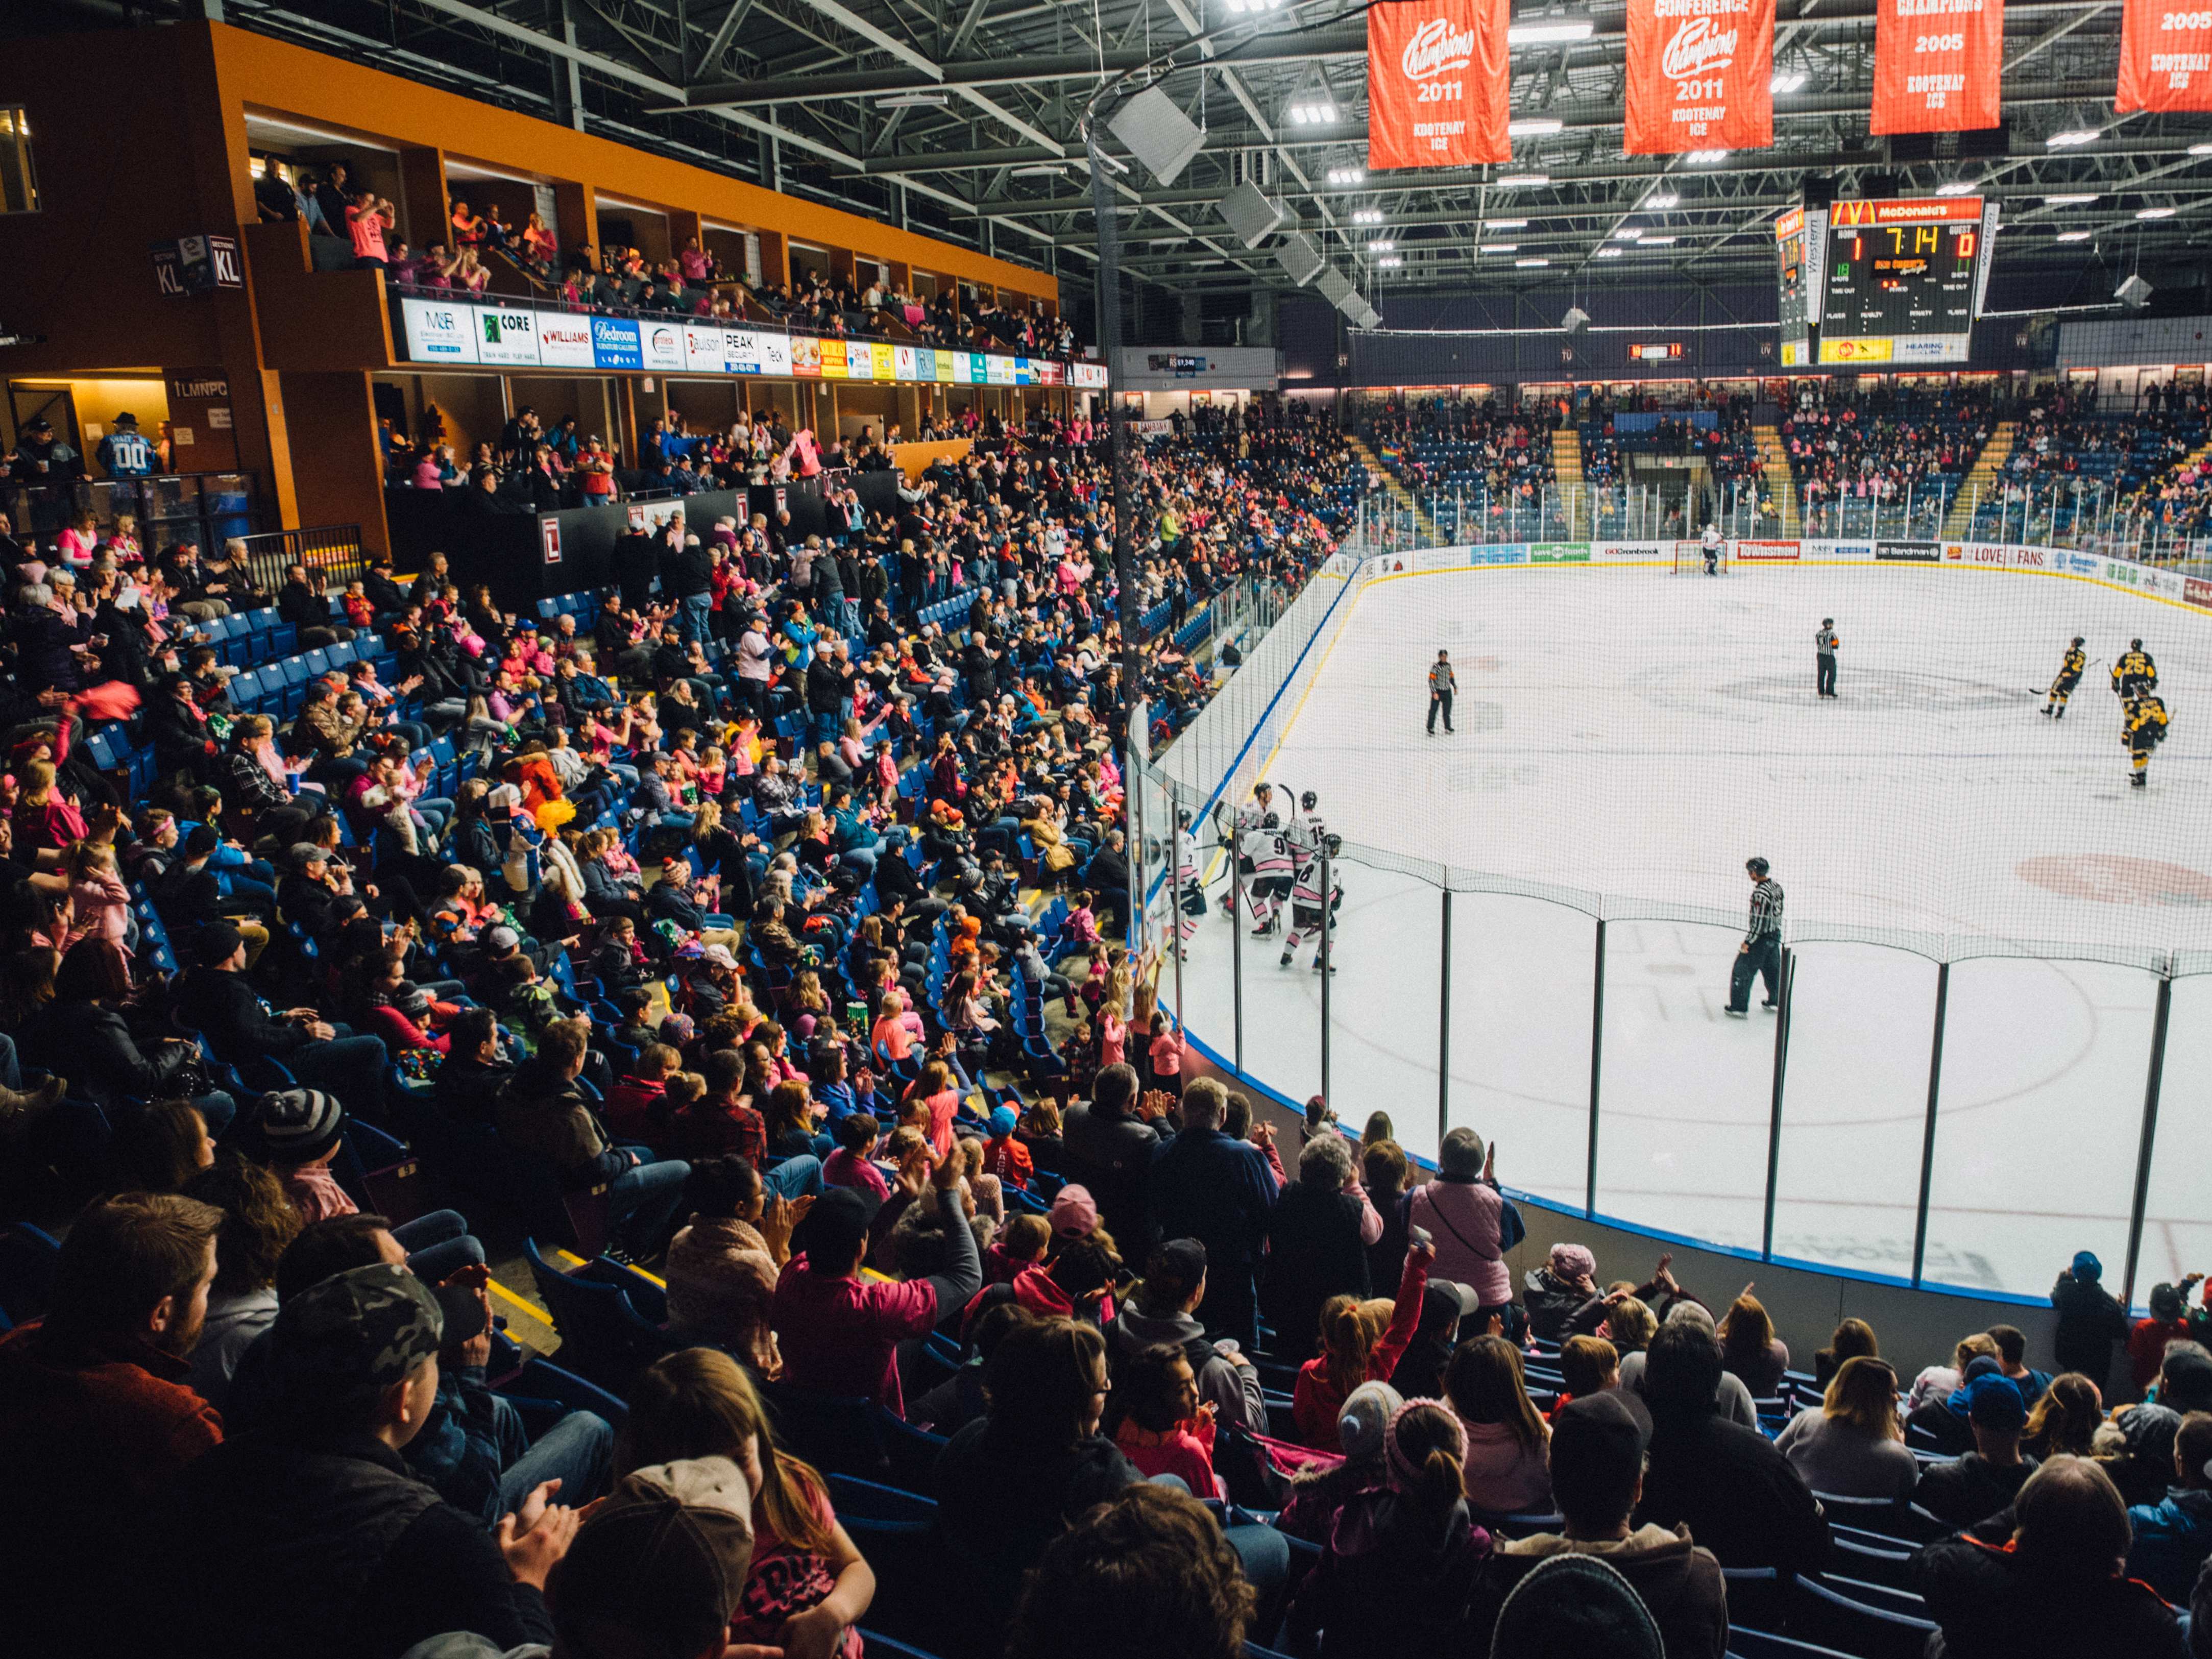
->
<box><xmin>1143</xmin><ymin>540</ymin><xmax>2212</xmax><ymax>1305</ymax></box>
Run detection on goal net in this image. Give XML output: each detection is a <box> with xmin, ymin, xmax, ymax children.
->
<box><xmin>1672</xmin><ymin>539</ymin><xmax>1730</xmax><ymax>574</ymax></box>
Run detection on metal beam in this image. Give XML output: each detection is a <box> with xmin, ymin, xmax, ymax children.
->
<box><xmin>692</xmin><ymin>0</ymin><xmax>759</xmax><ymax>77</ymax></box>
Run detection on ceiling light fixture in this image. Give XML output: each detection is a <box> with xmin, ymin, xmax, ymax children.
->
<box><xmin>1508</xmin><ymin>117</ymin><xmax>1565</xmax><ymax>136</ymax></box>
<box><xmin>1482</xmin><ymin>242</ymin><xmax>1520</xmax><ymax>253</ymax></box>
<box><xmin>1516</xmin><ymin>256</ymin><xmax>1551</xmax><ymax>266</ymax></box>
<box><xmin>1222</xmin><ymin>0</ymin><xmax>1287</xmax><ymax>13</ymax></box>
<box><xmin>2193</xmin><ymin>142</ymin><xmax>2212</xmax><ymax>155</ymax></box>
<box><xmin>1326</xmin><ymin>167</ymin><xmax>1366</xmax><ymax>185</ymax></box>
<box><xmin>2139</xmin><ymin>205</ymin><xmax>2178</xmax><ymax>218</ymax></box>
<box><xmin>1614</xmin><ymin>227</ymin><xmax>1643</xmax><ymax>239</ymax></box>
<box><xmin>2044</xmin><ymin>193</ymin><xmax>2098</xmax><ymax>205</ymax></box>
<box><xmin>1508</xmin><ymin>19</ymin><xmax>1593</xmax><ymax>43</ymax></box>
<box><xmin>1378</xmin><ymin>255</ymin><xmax>1403</xmax><ymax>267</ymax></box>
<box><xmin>1497</xmin><ymin>172</ymin><xmax>1549</xmax><ymax>186</ymax></box>
<box><xmin>1644</xmin><ymin>190</ymin><xmax>1680</xmax><ymax>209</ymax></box>
<box><xmin>1367</xmin><ymin>239</ymin><xmax>1395</xmax><ymax>251</ymax></box>
<box><xmin>1770</xmin><ymin>71</ymin><xmax>1807</xmax><ymax>93</ymax></box>
<box><xmin>1686</xmin><ymin>149</ymin><xmax>1729</xmax><ymax>164</ymax></box>
<box><xmin>1596</xmin><ymin>247</ymin><xmax>1624</xmax><ymax>257</ymax></box>
<box><xmin>1640</xmin><ymin>234</ymin><xmax>1678</xmax><ymax>245</ymax></box>
<box><xmin>2048</xmin><ymin>128</ymin><xmax>2099</xmax><ymax>147</ymax></box>
<box><xmin>876</xmin><ymin>92</ymin><xmax>949</xmax><ymax>108</ymax></box>
<box><xmin>1288</xmin><ymin>99</ymin><xmax>1338</xmax><ymax>125</ymax></box>
<box><xmin>1935</xmin><ymin>181</ymin><xmax>1977</xmax><ymax>196</ymax></box>
<box><xmin>1352</xmin><ymin>209</ymin><xmax>1384</xmax><ymax>224</ymax></box>
<box><xmin>1487</xmin><ymin>217</ymin><xmax>1528</xmax><ymax>228</ymax></box>
<box><xmin>2055</xmin><ymin>229</ymin><xmax>2093</xmax><ymax>241</ymax></box>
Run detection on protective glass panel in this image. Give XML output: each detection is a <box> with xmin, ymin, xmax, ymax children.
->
<box><xmin>1768</xmin><ymin>943</ymin><xmax>1940</xmax><ymax>1282</ymax></box>
<box><xmin>1447</xmin><ymin>892</ymin><xmax>1594</xmax><ymax>1210</ymax></box>
<box><xmin>1923</xmin><ymin>958</ymin><xmax>2155</xmax><ymax>1299</ymax></box>
<box><xmin>1592</xmin><ymin>917</ymin><xmax>1777</xmax><ymax>1254</ymax></box>
<box><xmin>2138</xmin><ymin>977</ymin><xmax>2212</xmax><ymax>1300</ymax></box>
<box><xmin>1318</xmin><ymin>857</ymin><xmax>1443</xmax><ymax>1165</ymax></box>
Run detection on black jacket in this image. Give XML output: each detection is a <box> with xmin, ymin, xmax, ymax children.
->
<box><xmin>278</xmin><ymin>581</ymin><xmax>328</xmax><ymax>631</ymax></box>
<box><xmin>174</xmin><ymin>965</ymin><xmax>314</xmax><ymax>1060</ymax></box>
<box><xmin>1917</xmin><ymin>1508</ymin><xmax>2187</xmax><ymax>1659</ymax></box>
<box><xmin>1262</xmin><ymin>1180</ymin><xmax>1370</xmax><ymax>1364</ymax></box>
<box><xmin>1914</xmin><ymin>1452</ymin><xmax>2039</xmax><ymax>1530</ymax></box>
<box><xmin>1635</xmin><ymin>1408</ymin><xmax>1830</xmax><ymax>1575</ymax></box>
<box><xmin>20</xmin><ymin>999</ymin><xmax>191</xmax><ymax>1106</ymax></box>
<box><xmin>151</xmin><ymin>1429</ymin><xmax>553</xmax><ymax>1659</ymax></box>
<box><xmin>1059</xmin><ymin>1102</ymin><xmax>1159</xmax><ymax>1248</ymax></box>
<box><xmin>669</xmin><ymin>540</ymin><xmax>714</xmax><ymax>599</ymax></box>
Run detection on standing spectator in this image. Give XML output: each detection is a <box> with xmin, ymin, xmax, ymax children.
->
<box><xmin>1634</xmin><ymin>1320</ymin><xmax>1829</xmax><ymax>1574</ymax></box>
<box><xmin>1775</xmin><ymin>1356</ymin><xmax>1919</xmax><ymax>1501</ymax></box>
<box><xmin>1144</xmin><ymin>1077</ymin><xmax>1275</xmax><ymax>1347</ymax></box>
<box><xmin>0</xmin><ymin>1194</ymin><xmax>225</xmax><ymax>1659</ymax></box>
<box><xmin>2134</xmin><ymin>1280</ymin><xmax>2204</xmax><ymax>1392</ymax></box>
<box><xmin>1916</xmin><ymin>1457</ymin><xmax>2186</xmax><ymax>1657</ymax></box>
<box><xmin>1059</xmin><ymin>1061</ymin><xmax>1158</xmax><ymax>1249</ymax></box>
<box><xmin>1470</xmin><ymin>1392</ymin><xmax>1730</xmax><ymax>1659</ymax></box>
<box><xmin>1915</xmin><ymin>1373</ymin><xmax>2038</xmax><ymax>1528</ymax></box>
<box><xmin>1404</xmin><ymin>1127</ymin><xmax>1520</xmax><ymax>1329</ymax></box>
<box><xmin>1105</xmin><ymin>1238</ymin><xmax>1268</xmax><ymax>1436</ymax></box>
<box><xmin>2052</xmin><ymin>1249</ymin><xmax>2130</xmax><ymax>1395</ymax></box>
<box><xmin>346</xmin><ymin>188</ymin><xmax>397</xmax><ymax>270</ymax></box>
<box><xmin>1262</xmin><ymin>1131</ymin><xmax>1374</xmax><ymax>1364</ymax></box>
<box><xmin>1292</xmin><ymin>1240</ymin><xmax>1432</xmax><ymax>1447</ymax></box>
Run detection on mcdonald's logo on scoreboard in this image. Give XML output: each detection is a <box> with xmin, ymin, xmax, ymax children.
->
<box><xmin>1828</xmin><ymin>196</ymin><xmax>1982</xmax><ymax>227</ymax></box>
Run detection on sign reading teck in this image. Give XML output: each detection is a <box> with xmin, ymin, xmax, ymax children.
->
<box><xmin>1366</xmin><ymin>0</ymin><xmax>1511</xmax><ymax>170</ymax></box>
<box><xmin>2119</xmin><ymin>0</ymin><xmax>2212</xmax><ymax>111</ymax></box>
<box><xmin>1871</xmin><ymin>0</ymin><xmax>2003</xmax><ymax>133</ymax></box>
<box><xmin>1624</xmin><ymin>0</ymin><xmax>1773</xmax><ymax>155</ymax></box>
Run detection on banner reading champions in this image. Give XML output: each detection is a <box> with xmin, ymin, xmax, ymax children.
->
<box><xmin>2119</xmin><ymin>0</ymin><xmax>2212</xmax><ymax>111</ymax></box>
<box><xmin>1872</xmin><ymin>0</ymin><xmax>2002</xmax><ymax>131</ymax></box>
<box><xmin>1366</xmin><ymin>0</ymin><xmax>1510</xmax><ymax>171</ymax></box>
<box><xmin>1624</xmin><ymin>0</ymin><xmax>1773</xmax><ymax>156</ymax></box>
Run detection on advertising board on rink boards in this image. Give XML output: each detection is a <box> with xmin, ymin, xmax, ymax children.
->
<box><xmin>1735</xmin><ymin>538</ymin><xmax>1800</xmax><ymax>561</ymax></box>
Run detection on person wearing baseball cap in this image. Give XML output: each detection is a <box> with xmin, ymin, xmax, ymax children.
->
<box><xmin>1915</xmin><ymin>1372</ymin><xmax>2037</xmax><ymax>1529</ymax></box>
<box><xmin>1472</xmin><ymin>1389</ymin><xmax>1727</xmax><ymax>1659</ymax></box>
<box><xmin>1106</xmin><ymin>1239</ymin><xmax>1269</xmax><ymax>1437</ymax></box>
<box><xmin>153</xmin><ymin>1262</ymin><xmax>582</xmax><ymax>1658</ymax></box>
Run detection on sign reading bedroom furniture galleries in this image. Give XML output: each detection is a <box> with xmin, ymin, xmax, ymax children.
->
<box><xmin>1366</xmin><ymin>0</ymin><xmax>1510</xmax><ymax>170</ymax></box>
<box><xmin>1624</xmin><ymin>0</ymin><xmax>1773</xmax><ymax>155</ymax></box>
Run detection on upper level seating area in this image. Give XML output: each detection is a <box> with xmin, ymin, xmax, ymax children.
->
<box><xmin>1782</xmin><ymin>391</ymin><xmax>1994</xmax><ymax>536</ymax></box>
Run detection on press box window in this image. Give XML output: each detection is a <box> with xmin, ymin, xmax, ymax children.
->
<box><xmin>0</xmin><ymin>108</ymin><xmax>37</xmax><ymax>214</ymax></box>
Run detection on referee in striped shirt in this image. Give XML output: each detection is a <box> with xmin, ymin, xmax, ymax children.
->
<box><xmin>1724</xmin><ymin>857</ymin><xmax>1784</xmax><ymax>1016</ymax></box>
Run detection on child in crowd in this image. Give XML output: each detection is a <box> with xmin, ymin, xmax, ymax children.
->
<box><xmin>982</xmin><ymin>1212</ymin><xmax>1051</xmax><ymax>1287</ymax></box>
<box><xmin>604</xmin><ymin>1042</ymin><xmax>679</xmax><ymax>1144</ymax></box>
<box><xmin>979</xmin><ymin>1104</ymin><xmax>1034</xmax><ymax>1188</ymax></box>
<box><xmin>1113</xmin><ymin>1344</ymin><xmax>1224</xmax><ymax>1498</ymax></box>
<box><xmin>823</xmin><ymin>1111</ymin><xmax>891</xmax><ymax>1202</ymax></box>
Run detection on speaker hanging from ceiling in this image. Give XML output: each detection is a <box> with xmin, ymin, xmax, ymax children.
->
<box><xmin>1275</xmin><ymin>232</ymin><xmax>1326</xmax><ymax>285</ymax></box>
<box><xmin>1216</xmin><ymin>180</ymin><xmax>1289</xmax><ymax>249</ymax></box>
<box><xmin>1333</xmin><ymin>283</ymin><xmax>1367</xmax><ymax>318</ymax></box>
<box><xmin>1316</xmin><ymin>267</ymin><xmax>1355</xmax><ymax>307</ymax></box>
<box><xmin>1107</xmin><ymin>85</ymin><xmax>1206</xmax><ymax>186</ymax></box>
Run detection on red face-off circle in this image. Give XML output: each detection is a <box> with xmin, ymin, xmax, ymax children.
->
<box><xmin>2017</xmin><ymin>856</ymin><xmax>2212</xmax><ymax>908</ymax></box>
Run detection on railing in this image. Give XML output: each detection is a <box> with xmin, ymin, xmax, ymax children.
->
<box><xmin>234</xmin><ymin>523</ymin><xmax>367</xmax><ymax>595</ymax></box>
<box><xmin>1132</xmin><ymin>540</ymin><xmax>2212</xmax><ymax>1313</ymax></box>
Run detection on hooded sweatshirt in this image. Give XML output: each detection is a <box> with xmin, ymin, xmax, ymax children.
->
<box><xmin>1108</xmin><ymin>1299</ymin><xmax>1269</xmax><ymax>1436</ymax></box>
<box><xmin>1475</xmin><ymin>1526</ymin><xmax>1729</xmax><ymax>1659</ymax></box>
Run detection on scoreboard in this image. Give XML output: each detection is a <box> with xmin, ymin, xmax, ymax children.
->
<box><xmin>1812</xmin><ymin>197</ymin><xmax>1999</xmax><ymax>366</ymax></box>
<box><xmin>1774</xmin><ymin>206</ymin><xmax>1825</xmax><ymax>369</ymax></box>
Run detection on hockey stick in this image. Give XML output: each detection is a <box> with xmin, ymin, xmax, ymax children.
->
<box><xmin>2026</xmin><ymin>657</ymin><xmax>2103</xmax><ymax>696</ymax></box>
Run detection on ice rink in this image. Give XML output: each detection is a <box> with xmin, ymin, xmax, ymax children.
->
<box><xmin>1163</xmin><ymin>563</ymin><xmax>2212</xmax><ymax>1299</ymax></box>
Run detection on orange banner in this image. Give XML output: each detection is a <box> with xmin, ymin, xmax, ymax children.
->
<box><xmin>1366</xmin><ymin>0</ymin><xmax>1510</xmax><ymax>172</ymax></box>
<box><xmin>2119</xmin><ymin>0</ymin><xmax>2212</xmax><ymax>111</ymax></box>
<box><xmin>1624</xmin><ymin>0</ymin><xmax>1773</xmax><ymax>156</ymax></box>
<box><xmin>1872</xmin><ymin>0</ymin><xmax>2003</xmax><ymax>132</ymax></box>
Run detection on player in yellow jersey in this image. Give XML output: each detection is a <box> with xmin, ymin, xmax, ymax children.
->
<box><xmin>2043</xmin><ymin>637</ymin><xmax>2086</xmax><ymax>719</ymax></box>
<box><xmin>2125</xmin><ymin>694</ymin><xmax>2169</xmax><ymax>788</ymax></box>
<box><xmin>2112</xmin><ymin>639</ymin><xmax>2157</xmax><ymax>701</ymax></box>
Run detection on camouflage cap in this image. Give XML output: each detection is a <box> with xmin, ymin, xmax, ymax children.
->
<box><xmin>268</xmin><ymin>1262</ymin><xmax>444</xmax><ymax>1388</ymax></box>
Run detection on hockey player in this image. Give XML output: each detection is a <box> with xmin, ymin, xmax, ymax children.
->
<box><xmin>2044</xmin><ymin>637</ymin><xmax>2087</xmax><ymax>718</ymax></box>
<box><xmin>1255</xmin><ymin>790</ymin><xmax>1324</xmax><ymax>938</ymax></box>
<box><xmin>1279</xmin><ymin>833</ymin><xmax>1345</xmax><ymax>973</ymax></box>
<box><xmin>1700</xmin><ymin>521</ymin><xmax>1723</xmax><ymax>574</ymax></box>
<box><xmin>2113</xmin><ymin>639</ymin><xmax>2158</xmax><ymax>701</ymax></box>
<box><xmin>1220</xmin><ymin>783</ymin><xmax>1283</xmax><ymax>920</ymax></box>
<box><xmin>2125</xmin><ymin>694</ymin><xmax>2170</xmax><ymax>788</ymax></box>
<box><xmin>1171</xmin><ymin>810</ymin><xmax>1207</xmax><ymax>944</ymax></box>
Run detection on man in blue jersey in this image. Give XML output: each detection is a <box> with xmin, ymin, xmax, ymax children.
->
<box><xmin>96</xmin><ymin>411</ymin><xmax>158</xmax><ymax>478</ymax></box>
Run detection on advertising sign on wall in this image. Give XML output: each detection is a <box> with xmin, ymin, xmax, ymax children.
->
<box><xmin>400</xmin><ymin>297</ymin><xmax>479</xmax><ymax>363</ymax></box>
<box><xmin>1875</xmin><ymin>539</ymin><xmax>1941</xmax><ymax>562</ymax></box>
<box><xmin>475</xmin><ymin>307</ymin><xmax>542</xmax><ymax>367</ymax></box>
<box><xmin>538</xmin><ymin>314</ymin><xmax>595</xmax><ymax>368</ymax></box>
<box><xmin>1735</xmin><ymin>539</ymin><xmax>1801</xmax><ymax>560</ymax></box>
<box><xmin>640</xmin><ymin>321</ymin><xmax>686</xmax><ymax>373</ymax></box>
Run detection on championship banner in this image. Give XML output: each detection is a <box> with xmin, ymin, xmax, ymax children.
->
<box><xmin>1872</xmin><ymin>0</ymin><xmax>2002</xmax><ymax>131</ymax></box>
<box><xmin>1366</xmin><ymin>0</ymin><xmax>1510</xmax><ymax>171</ymax></box>
<box><xmin>1624</xmin><ymin>0</ymin><xmax>1773</xmax><ymax>155</ymax></box>
<box><xmin>2119</xmin><ymin>0</ymin><xmax>2212</xmax><ymax>110</ymax></box>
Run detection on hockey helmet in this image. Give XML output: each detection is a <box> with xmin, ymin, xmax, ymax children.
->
<box><xmin>1746</xmin><ymin>856</ymin><xmax>1771</xmax><ymax>878</ymax></box>
<box><xmin>2073</xmin><ymin>636</ymin><xmax>2085</xmax><ymax>647</ymax></box>
<box><xmin>1254</xmin><ymin>782</ymin><xmax>1274</xmax><ymax>799</ymax></box>
<box><xmin>1301</xmin><ymin>790</ymin><xmax>1319</xmax><ymax>812</ymax></box>
<box><xmin>2133</xmin><ymin>638</ymin><xmax>2145</xmax><ymax>650</ymax></box>
<box><xmin>1322</xmin><ymin>833</ymin><xmax>1344</xmax><ymax>858</ymax></box>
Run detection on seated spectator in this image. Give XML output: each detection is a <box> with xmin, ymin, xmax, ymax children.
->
<box><xmin>2126</xmin><ymin>1409</ymin><xmax>2212</xmax><ymax>1604</ymax></box>
<box><xmin>1262</xmin><ymin>1131</ymin><xmax>1375</xmax><ymax>1364</ymax></box>
<box><xmin>1292</xmin><ymin>1238</ymin><xmax>1432</xmax><ymax>1447</ymax></box>
<box><xmin>2104</xmin><ymin>1345</ymin><xmax>2212</xmax><ymax>1506</ymax></box>
<box><xmin>1910</xmin><ymin>1330</ymin><xmax>2003</xmax><ymax>1412</ymax></box>
<box><xmin>616</xmin><ymin>1347</ymin><xmax>875</xmax><ymax>1655</ymax></box>
<box><xmin>1813</xmin><ymin>1315</ymin><xmax>1880</xmax><ymax>1390</ymax></box>
<box><xmin>662</xmin><ymin>1156</ymin><xmax>798</xmax><ymax>1375</ymax></box>
<box><xmin>1448</xmin><ymin>1332</ymin><xmax>1555</xmax><ymax>1516</ymax></box>
<box><xmin>1553</xmin><ymin>1334</ymin><xmax>1621</xmax><ymax>1418</ymax></box>
<box><xmin>0</xmin><ymin>1193</ymin><xmax>226</xmax><ymax>1658</ymax></box>
<box><xmin>1107</xmin><ymin>1237</ymin><xmax>1268</xmax><ymax>1436</ymax></box>
<box><xmin>1776</xmin><ymin>1356</ymin><xmax>1918</xmax><ymax>1501</ymax></box>
<box><xmin>1988</xmin><ymin>1322</ymin><xmax>2053</xmax><ymax>1406</ymax></box>
<box><xmin>1715</xmin><ymin>1291</ymin><xmax>1789</xmax><ymax>1398</ymax></box>
<box><xmin>1917</xmin><ymin>1456</ymin><xmax>2185</xmax><ymax>1657</ymax></box>
<box><xmin>1278</xmin><ymin>1380</ymin><xmax>1402</xmax><ymax>1543</ymax></box>
<box><xmin>1390</xmin><ymin>1275</ymin><xmax>1473</xmax><ymax>1402</ymax></box>
<box><xmin>1005</xmin><ymin>1483</ymin><xmax>1255</xmax><ymax>1659</ymax></box>
<box><xmin>1619</xmin><ymin>1302</ymin><xmax>1761</xmax><ymax>1429</ymax></box>
<box><xmin>152</xmin><ymin>1262</ymin><xmax>581</xmax><ymax>1659</ymax></box>
<box><xmin>175</xmin><ymin>921</ymin><xmax>388</xmax><ymax>1116</ymax></box>
<box><xmin>1471</xmin><ymin>1390</ymin><xmax>1728</xmax><ymax>1659</ymax></box>
<box><xmin>1282</xmin><ymin>1397</ymin><xmax>1491</xmax><ymax>1659</ymax></box>
<box><xmin>1112</xmin><ymin>1340</ymin><xmax>1225</xmax><ymax>1496</ymax></box>
<box><xmin>1915</xmin><ymin>1372</ymin><xmax>2039</xmax><ymax>1528</ymax></box>
<box><xmin>769</xmin><ymin>1158</ymin><xmax>978</xmax><ymax>1412</ymax></box>
<box><xmin>1633</xmin><ymin>1319</ymin><xmax>1829</xmax><ymax>1574</ymax></box>
<box><xmin>1523</xmin><ymin>1241</ymin><xmax>1600</xmax><ymax>1344</ymax></box>
<box><xmin>2026</xmin><ymin>1371</ymin><xmax>2106</xmax><ymax>1461</ymax></box>
<box><xmin>181</xmin><ymin>1152</ymin><xmax>301</xmax><ymax>1408</ymax></box>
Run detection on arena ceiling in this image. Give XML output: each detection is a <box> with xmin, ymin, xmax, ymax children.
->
<box><xmin>61</xmin><ymin>0</ymin><xmax>2212</xmax><ymax>304</ymax></box>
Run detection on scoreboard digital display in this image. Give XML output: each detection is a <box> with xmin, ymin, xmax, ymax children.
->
<box><xmin>1814</xmin><ymin>196</ymin><xmax>1999</xmax><ymax>366</ymax></box>
<box><xmin>1775</xmin><ymin>206</ymin><xmax>1824</xmax><ymax>369</ymax></box>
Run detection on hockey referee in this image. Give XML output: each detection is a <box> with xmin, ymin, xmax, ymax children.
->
<box><xmin>1724</xmin><ymin>857</ymin><xmax>1784</xmax><ymax>1016</ymax></box>
<box><xmin>1428</xmin><ymin>649</ymin><xmax>1457</xmax><ymax>735</ymax></box>
<box><xmin>1814</xmin><ymin>619</ymin><xmax>1839</xmax><ymax>699</ymax></box>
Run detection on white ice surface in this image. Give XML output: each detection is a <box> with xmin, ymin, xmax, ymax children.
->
<box><xmin>1158</xmin><ymin>565</ymin><xmax>2212</xmax><ymax>1298</ymax></box>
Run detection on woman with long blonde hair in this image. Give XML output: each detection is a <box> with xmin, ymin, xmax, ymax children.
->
<box><xmin>1776</xmin><ymin>1355</ymin><xmax>1918</xmax><ymax>1501</ymax></box>
<box><xmin>620</xmin><ymin>1347</ymin><xmax>874</xmax><ymax>1656</ymax></box>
